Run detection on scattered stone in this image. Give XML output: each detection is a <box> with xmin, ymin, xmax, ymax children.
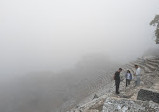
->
<box><xmin>102</xmin><ymin>97</ymin><xmax>159</xmax><ymax>112</ymax></box>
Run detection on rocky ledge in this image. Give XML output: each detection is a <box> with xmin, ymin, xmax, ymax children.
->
<box><xmin>68</xmin><ymin>56</ymin><xmax>159</xmax><ymax>112</ymax></box>
<box><xmin>103</xmin><ymin>97</ymin><xmax>159</xmax><ymax>112</ymax></box>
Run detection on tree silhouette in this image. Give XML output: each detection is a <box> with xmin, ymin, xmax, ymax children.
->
<box><xmin>150</xmin><ymin>15</ymin><xmax>159</xmax><ymax>44</ymax></box>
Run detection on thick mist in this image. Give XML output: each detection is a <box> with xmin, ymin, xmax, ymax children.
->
<box><xmin>0</xmin><ymin>0</ymin><xmax>159</xmax><ymax>112</ymax></box>
<box><xmin>1</xmin><ymin>0</ymin><xmax>159</xmax><ymax>74</ymax></box>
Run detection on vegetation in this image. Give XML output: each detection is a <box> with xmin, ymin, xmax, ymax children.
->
<box><xmin>150</xmin><ymin>15</ymin><xmax>159</xmax><ymax>44</ymax></box>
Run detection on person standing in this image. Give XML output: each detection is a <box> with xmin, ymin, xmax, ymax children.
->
<box><xmin>114</xmin><ymin>68</ymin><xmax>122</xmax><ymax>94</ymax></box>
<box><xmin>125</xmin><ymin>70</ymin><xmax>132</xmax><ymax>87</ymax></box>
<box><xmin>134</xmin><ymin>65</ymin><xmax>141</xmax><ymax>86</ymax></box>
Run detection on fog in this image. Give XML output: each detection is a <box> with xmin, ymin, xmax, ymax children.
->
<box><xmin>0</xmin><ymin>0</ymin><xmax>159</xmax><ymax>112</ymax></box>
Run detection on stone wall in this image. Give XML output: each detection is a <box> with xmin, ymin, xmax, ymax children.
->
<box><xmin>137</xmin><ymin>89</ymin><xmax>159</xmax><ymax>103</ymax></box>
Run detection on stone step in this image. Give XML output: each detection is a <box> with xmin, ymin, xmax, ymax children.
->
<box><xmin>85</xmin><ymin>75</ymin><xmax>111</xmax><ymax>95</ymax></box>
<box><xmin>131</xmin><ymin>61</ymin><xmax>145</xmax><ymax>68</ymax></box>
<box><xmin>144</xmin><ymin>67</ymin><xmax>153</xmax><ymax>73</ymax></box>
<box><xmin>133</xmin><ymin>61</ymin><xmax>156</xmax><ymax>73</ymax></box>
<box><xmin>147</xmin><ymin>61</ymin><xmax>159</xmax><ymax>68</ymax></box>
<box><xmin>67</xmin><ymin>57</ymin><xmax>159</xmax><ymax>112</ymax></box>
<box><xmin>136</xmin><ymin>58</ymin><xmax>146</xmax><ymax>64</ymax></box>
<box><xmin>127</xmin><ymin>66</ymin><xmax>135</xmax><ymax>73</ymax></box>
<box><xmin>146</xmin><ymin>58</ymin><xmax>159</xmax><ymax>64</ymax></box>
<box><xmin>76</xmin><ymin>57</ymin><xmax>158</xmax><ymax>105</ymax></box>
<box><xmin>145</xmin><ymin>56</ymin><xmax>159</xmax><ymax>60</ymax></box>
<box><xmin>128</xmin><ymin>62</ymin><xmax>153</xmax><ymax>73</ymax></box>
<box><xmin>144</xmin><ymin>63</ymin><xmax>157</xmax><ymax>71</ymax></box>
<box><xmin>129</xmin><ymin>62</ymin><xmax>142</xmax><ymax>69</ymax></box>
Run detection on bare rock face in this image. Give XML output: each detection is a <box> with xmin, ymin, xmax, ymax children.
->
<box><xmin>102</xmin><ymin>97</ymin><xmax>159</xmax><ymax>112</ymax></box>
<box><xmin>137</xmin><ymin>89</ymin><xmax>159</xmax><ymax>103</ymax></box>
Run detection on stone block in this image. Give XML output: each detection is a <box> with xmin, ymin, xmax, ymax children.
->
<box><xmin>137</xmin><ymin>89</ymin><xmax>159</xmax><ymax>103</ymax></box>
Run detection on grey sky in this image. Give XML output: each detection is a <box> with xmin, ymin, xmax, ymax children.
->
<box><xmin>0</xmin><ymin>0</ymin><xmax>159</xmax><ymax>74</ymax></box>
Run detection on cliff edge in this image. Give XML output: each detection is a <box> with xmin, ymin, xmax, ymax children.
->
<box><xmin>68</xmin><ymin>56</ymin><xmax>159</xmax><ymax>112</ymax></box>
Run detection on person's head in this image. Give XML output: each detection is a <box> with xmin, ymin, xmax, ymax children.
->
<box><xmin>127</xmin><ymin>70</ymin><xmax>130</xmax><ymax>73</ymax></box>
<box><xmin>135</xmin><ymin>65</ymin><xmax>138</xmax><ymax>69</ymax></box>
<box><xmin>118</xmin><ymin>68</ymin><xmax>122</xmax><ymax>72</ymax></box>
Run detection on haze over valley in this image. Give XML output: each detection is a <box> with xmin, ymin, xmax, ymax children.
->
<box><xmin>0</xmin><ymin>0</ymin><xmax>159</xmax><ymax>111</ymax></box>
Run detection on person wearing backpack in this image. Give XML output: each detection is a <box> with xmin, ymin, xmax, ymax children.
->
<box><xmin>114</xmin><ymin>68</ymin><xmax>122</xmax><ymax>94</ymax></box>
<box><xmin>125</xmin><ymin>70</ymin><xmax>132</xmax><ymax>87</ymax></box>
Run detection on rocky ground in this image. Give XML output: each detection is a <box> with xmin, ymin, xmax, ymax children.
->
<box><xmin>68</xmin><ymin>56</ymin><xmax>159</xmax><ymax>112</ymax></box>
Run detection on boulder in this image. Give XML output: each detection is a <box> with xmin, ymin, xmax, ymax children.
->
<box><xmin>137</xmin><ymin>89</ymin><xmax>159</xmax><ymax>103</ymax></box>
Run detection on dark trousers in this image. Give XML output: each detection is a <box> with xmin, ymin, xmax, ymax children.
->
<box><xmin>126</xmin><ymin>79</ymin><xmax>130</xmax><ymax>87</ymax></box>
<box><xmin>115</xmin><ymin>80</ymin><xmax>120</xmax><ymax>93</ymax></box>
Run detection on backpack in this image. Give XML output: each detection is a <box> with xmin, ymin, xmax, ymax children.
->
<box><xmin>113</xmin><ymin>74</ymin><xmax>115</xmax><ymax>80</ymax></box>
<box><xmin>130</xmin><ymin>73</ymin><xmax>132</xmax><ymax>80</ymax></box>
<box><xmin>113</xmin><ymin>72</ymin><xmax>117</xmax><ymax>80</ymax></box>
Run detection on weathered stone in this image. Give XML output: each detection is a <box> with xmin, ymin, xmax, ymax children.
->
<box><xmin>137</xmin><ymin>89</ymin><xmax>159</xmax><ymax>103</ymax></box>
<box><xmin>83</xmin><ymin>109</ymin><xmax>99</xmax><ymax>112</ymax></box>
<box><xmin>103</xmin><ymin>97</ymin><xmax>146</xmax><ymax>112</ymax></box>
<box><xmin>102</xmin><ymin>97</ymin><xmax>159</xmax><ymax>112</ymax></box>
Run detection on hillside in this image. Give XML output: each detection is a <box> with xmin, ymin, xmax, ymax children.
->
<box><xmin>0</xmin><ymin>54</ymin><xmax>120</xmax><ymax>112</ymax></box>
<box><xmin>67</xmin><ymin>56</ymin><xmax>159</xmax><ymax>112</ymax></box>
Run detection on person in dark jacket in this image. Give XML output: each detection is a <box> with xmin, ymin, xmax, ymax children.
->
<box><xmin>114</xmin><ymin>68</ymin><xmax>122</xmax><ymax>94</ymax></box>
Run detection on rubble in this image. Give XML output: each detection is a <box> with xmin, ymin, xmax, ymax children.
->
<box><xmin>103</xmin><ymin>97</ymin><xmax>159</xmax><ymax>112</ymax></box>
